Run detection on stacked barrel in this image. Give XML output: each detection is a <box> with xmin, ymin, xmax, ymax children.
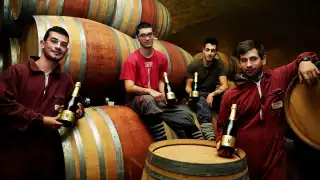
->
<box><xmin>0</xmin><ymin>0</ymin><xmax>196</xmax><ymax>179</ymax></box>
<box><xmin>1</xmin><ymin>0</ymin><xmax>193</xmax><ymax>104</ymax></box>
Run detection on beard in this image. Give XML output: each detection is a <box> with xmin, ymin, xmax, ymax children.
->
<box><xmin>43</xmin><ymin>49</ymin><xmax>65</xmax><ymax>62</ymax></box>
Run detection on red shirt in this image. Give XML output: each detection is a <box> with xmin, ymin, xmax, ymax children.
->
<box><xmin>217</xmin><ymin>56</ymin><xmax>306</xmax><ymax>180</ymax></box>
<box><xmin>120</xmin><ymin>49</ymin><xmax>168</xmax><ymax>91</ymax></box>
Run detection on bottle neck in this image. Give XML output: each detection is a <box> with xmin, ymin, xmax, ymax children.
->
<box><xmin>194</xmin><ymin>75</ymin><xmax>198</xmax><ymax>83</ymax></box>
<box><xmin>164</xmin><ymin>75</ymin><xmax>169</xmax><ymax>83</ymax></box>
<box><xmin>229</xmin><ymin>108</ymin><xmax>236</xmax><ymax>120</ymax></box>
<box><xmin>72</xmin><ymin>86</ymin><xmax>80</xmax><ymax>97</ymax></box>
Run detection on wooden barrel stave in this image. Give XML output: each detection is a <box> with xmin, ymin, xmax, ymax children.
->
<box><xmin>59</xmin><ymin>106</ymin><xmax>189</xmax><ymax>180</ymax></box>
<box><xmin>141</xmin><ymin>0</ymin><xmax>156</xmax><ymax>29</ymax></box>
<box><xmin>18</xmin><ymin>15</ymin><xmax>188</xmax><ymax>104</ymax></box>
<box><xmin>8</xmin><ymin>38</ymin><xmax>20</xmax><ymax>66</ymax></box>
<box><xmin>154</xmin><ymin>0</ymin><xmax>171</xmax><ymax>40</ymax></box>
<box><xmin>142</xmin><ymin>139</ymin><xmax>249</xmax><ymax>180</ymax></box>
<box><xmin>284</xmin><ymin>61</ymin><xmax>320</xmax><ymax>150</ymax></box>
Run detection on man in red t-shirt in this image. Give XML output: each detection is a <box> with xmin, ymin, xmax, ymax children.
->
<box><xmin>120</xmin><ymin>22</ymin><xmax>203</xmax><ymax>141</ymax></box>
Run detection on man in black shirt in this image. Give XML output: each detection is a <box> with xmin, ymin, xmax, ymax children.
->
<box><xmin>185</xmin><ymin>38</ymin><xmax>229</xmax><ymax>141</ymax></box>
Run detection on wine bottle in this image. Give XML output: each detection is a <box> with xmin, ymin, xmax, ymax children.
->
<box><xmin>190</xmin><ymin>72</ymin><xmax>199</xmax><ymax>99</ymax></box>
<box><xmin>58</xmin><ymin>82</ymin><xmax>81</xmax><ymax>127</ymax></box>
<box><xmin>218</xmin><ymin>104</ymin><xmax>238</xmax><ymax>158</ymax></box>
<box><xmin>163</xmin><ymin>72</ymin><xmax>177</xmax><ymax>105</ymax></box>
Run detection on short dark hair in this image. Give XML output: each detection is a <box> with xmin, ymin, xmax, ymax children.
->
<box><xmin>43</xmin><ymin>26</ymin><xmax>69</xmax><ymax>41</ymax></box>
<box><xmin>136</xmin><ymin>22</ymin><xmax>153</xmax><ymax>35</ymax></box>
<box><xmin>204</xmin><ymin>37</ymin><xmax>219</xmax><ymax>50</ymax></box>
<box><xmin>236</xmin><ymin>40</ymin><xmax>264</xmax><ymax>59</ymax></box>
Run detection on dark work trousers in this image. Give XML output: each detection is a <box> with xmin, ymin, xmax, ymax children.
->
<box><xmin>128</xmin><ymin>95</ymin><xmax>203</xmax><ymax>141</ymax></box>
<box><xmin>189</xmin><ymin>92</ymin><xmax>218</xmax><ymax>141</ymax></box>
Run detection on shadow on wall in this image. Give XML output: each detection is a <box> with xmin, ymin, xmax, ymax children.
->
<box><xmin>166</xmin><ymin>0</ymin><xmax>320</xmax><ymax>69</ymax></box>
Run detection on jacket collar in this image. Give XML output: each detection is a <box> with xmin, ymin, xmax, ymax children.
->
<box><xmin>28</xmin><ymin>56</ymin><xmax>62</xmax><ymax>75</ymax></box>
<box><xmin>235</xmin><ymin>69</ymin><xmax>272</xmax><ymax>86</ymax></box>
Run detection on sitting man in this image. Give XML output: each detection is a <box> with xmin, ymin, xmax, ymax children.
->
<box><xmin>120</xmin><ymin>22</ymin><xmax>203</xmax><ymax>141</ymax></box>
<box><xmin>185</xmin><ymin>37</ymin><xmax>229</xmax><ymax>141</ymax></box>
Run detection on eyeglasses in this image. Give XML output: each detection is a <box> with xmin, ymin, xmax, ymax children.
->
<box><xmin>138</xmin><ymin>33</ymin><xmax>154</xmax><ymax>39</ymax></box>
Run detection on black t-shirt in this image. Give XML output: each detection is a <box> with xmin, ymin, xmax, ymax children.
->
<box><xmin>185</xmin><ymin>58</ymin><xmax>227</xmax><ymax>92</ymax></box>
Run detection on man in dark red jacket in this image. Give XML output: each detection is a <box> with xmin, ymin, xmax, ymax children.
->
<box><xmin>216</xmin><ymin>40</ymin><xmax>319</xmax><ymax>180</ymax></box>
<box><xmin>0</xmin><ymin>26</ymin><xmax>84</xmax><ymax>180</ymax></box>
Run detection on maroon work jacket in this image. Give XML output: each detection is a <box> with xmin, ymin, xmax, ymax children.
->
<box><xmin>0</xmin><ymin>57</ymin><xmax>74</xmax><ymax>180</ymax></box>
<box><xmin>217</xmin><ymin>54</ymin><xmax>313</xmax><ymax>180</ymax></box>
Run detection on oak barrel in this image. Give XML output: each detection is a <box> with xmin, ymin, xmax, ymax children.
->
<box><xmin>110</xmin><ymin>0</ymin><xmax>142</xmax><ymax>37</ymax></box>
<box><xmin>10</xmin><ymin>0</ymin><xmax>171</xmax><ymax>39</ymax></box>
<box><xmin>4</xmin><ymin>0</ymin><xmax>13</xmax><ymax>24</ymax></box>
<box><xmin>141</xmin><ymin>0</ymin><xmax>156</xmax><ymax>30</ymax></box>
<box><xmin>21</xmin><ymin>16</ymin><xmax>192</xmax><ymax>104</ymax></box>
<box><xmin>10</xmin><ymin>0</ymin><xmax>115</xmax><ymax>25</ymax></box>
<box><xmin>193</xmin><ymin>52</ymin><xmax>240</xmax><ymax>81</ymax></box>
<box><xmin>59</xmin><ymin>105</ymin><xmax>181</xmax><ymax>180</ymax></box>
<box><xmin>153</xmin><ymin>0</ymin><xmax>171</xmax><ymax>39</ymax></box>
<box><xmin>284</xmin><ymin>61</ymin><xmax>320</xmax><ymax>150</ymax></box>
<box><xmin>7</xmin><ymin>38</ymin><xmax>20</xmax><ymax>66</ymax></box>
<box><xmin>142</xmin><ymin>139</ymin><xmax>249</xmax><ymax>179</ymax></box>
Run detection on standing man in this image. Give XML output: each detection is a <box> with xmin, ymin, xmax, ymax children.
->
<box><xmin>0</xmin><ymin>26</ymin><xmax>84</xmax><ymax>180</ymax></box>
<box><xmin>216</xmin><ymin>40</ymin><xmax>319</xmax><ymax>180</ymax></box>
<box><xmin>185</xmin><ymin>38</ymin><xmax>229</xmax><ymax>141</ymax></box>
<box><xmin>120</xmin><ymin>22</ymin><xmax>203</xmax><ymax>141</ymax></box>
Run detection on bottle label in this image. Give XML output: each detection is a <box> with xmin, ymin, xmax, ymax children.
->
<box><xmin>166</xmin><ymin>92</ymin><xmax>176</xmax><ymax>100</ymax></box>
<box><xmin>60</xmin><ymin>110</ymin><xmax>75</xmax><ymax>122</ymax></box>
<box><xmin>221</xmin><ymin>135</ymin><xmax>236</xmax><ymax>148</ymax></box>
<box><xmin>191</xmin><ymin>91</ymin><xmax>199</xmax><ymax>97</ymax></box>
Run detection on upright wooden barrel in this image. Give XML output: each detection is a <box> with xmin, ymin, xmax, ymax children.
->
<box><xmin>10</xmin><ymin>0</ymin><xmax>171</xmax><ymax>39</ymax></box>
<box><xmin>21</xmin><ymin>16</ymin><xmax>191</xmax><ymax>104</ymax></box>
<box><xmin>142</xmin><ymin>139</ymin><xmax>249</xmax><ymax>179</ymax></box>
<box><xmin>193</xmin><ymin>52</ymin><xmax>240</xmax><ymax>81</ymax></box>
<box><xmin>59</xmin><ymin>106</ymin><xmax>179</xmax><ymax>180</ymax></box>
<box><xmin>284</xmin><ymin>62</ymin><xmax>320</xmax><ymax>150</ymax></box>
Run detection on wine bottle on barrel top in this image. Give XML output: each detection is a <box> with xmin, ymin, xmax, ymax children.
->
<box><xmin>163</xmin><ymin>72</ymin><xmax>177</xmax><ymax>105</ymax></box>
<box><xmin>218</xmin><ymin>104</ymin><xmax>238</xmax><ymax>158</ymax></box>
<box><xmin>58</xmin><ymin>82</ymin><xmax>81</xmax><ymax>127</ymax></box>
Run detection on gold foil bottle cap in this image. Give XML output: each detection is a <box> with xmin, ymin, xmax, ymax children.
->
<box><xmin>194</xmin><ymin>72</ymin><xmax>198</xmax><ymax>76</ymax></box>
<box><xmin>75</xmin><ymin>82</ymin><xmax>81</xmax><ymax>87</ymax></box>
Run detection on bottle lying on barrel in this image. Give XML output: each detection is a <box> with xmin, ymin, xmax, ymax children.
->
<box><xmin>190</xmin><ymin>72</ymin><xmax>199</xmax><ymax>100</ymax></box>
<box><xmin>218</xmin><ymin>104</ymin><xmax>238</xmax><ymax>158</ymax></box>
<box><xmin>58</xmin><ymin>82</ymin><xmax>82</xmax><ymax>127</ymax></box>
<box><xmin>163</xmin><ymin>72</ymin><xmax>177</xmax><ymax>105</ymax></box>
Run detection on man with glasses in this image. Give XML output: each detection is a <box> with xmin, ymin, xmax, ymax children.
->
<box><xmin>185</xmin><ymin>38</ymin><xmax>229</xmax><ymax>141</ymax></box>
<box><xmin>216</xmin><ymin>40</ymin><xmax>320</xmax><ymax>180</ymax></box>
<box><xmin>120</xmin><ymin>22</ymin><xmax>203</xmax><ymax>141</ymax></box>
